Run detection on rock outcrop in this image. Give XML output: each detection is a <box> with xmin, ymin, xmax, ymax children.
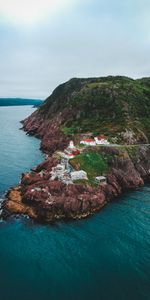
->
<box><xmin>3</xmin><ymin>76</ymin><xmax>150</xmax><ymax>223</ymax></box>
<box><xmin>22</xmin><ymin>76</ymin><xmax>150</xmax><ymax>145</ymax></box>
<box><xmin>3</xmin><ymin>145</ymin><xmax>150</xmax><ymax>223</ymax></box>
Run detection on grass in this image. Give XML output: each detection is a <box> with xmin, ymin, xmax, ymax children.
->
<box><xmin>124</xmin><ymin>145</ymin><xmax>140</xmax><ymax>160</ymax></box>
<box><xmin>41</xmin><ymin>76</ymin><xmax>150</xmax><ymax>144</ymax></box>
<box><xmin>61</xmin><ymin>126</ymin><xmax>75</xmax><ymax>135</ymax></box>
<box><xmin>70</xmin><ymin>152</ymin><xmax>109</xmax><ymax>179</ymax></box>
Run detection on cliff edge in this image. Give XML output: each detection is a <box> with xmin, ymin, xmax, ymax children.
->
<box><xmin>2</xmin><ymin>76</ymin><xmax>150</xmax><ymax>222</ymax></box>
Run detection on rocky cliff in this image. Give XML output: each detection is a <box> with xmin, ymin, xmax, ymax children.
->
<box><xmin>22</xmin><ymin>76</ymin><xmax>150</xmax><ymax>148</ymax></box>
<box><xmin>2</xmin><ymin>76</ymin><xmax>150</xmax><ymax>223</ymax></box>
<box><xmin>3</xmin><ymin>145</ymin><xmax>150</xmax><ymax>223</ymax></box>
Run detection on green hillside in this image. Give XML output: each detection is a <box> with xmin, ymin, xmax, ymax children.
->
<box><xmin>38</xmin><ymin>76</ymin><xmax>150</xmax><ymax>143</ymax></box>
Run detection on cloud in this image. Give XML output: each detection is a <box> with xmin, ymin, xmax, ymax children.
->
<box><xmin>0</xmin><ymin>0</ymin><xmax>77</xmax><ymax>25</ymax></box>
<box><xmin>0</xmin><ymin>0</ymin><xmax>150</xmax><ymax>98</ymax></box>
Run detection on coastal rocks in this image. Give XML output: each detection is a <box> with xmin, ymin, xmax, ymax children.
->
<box><xmin>21</xmin><ymin>172</ymin><xmax>43</xmax><ymax>185</ymax></box>
<box><xmin>3</xmin><ymin>144</ymin><xmax>150</xmax><ymax>223</ymax></box>
<box><xmin>134</xmin><ymin>146</ymin><xmax>150</xmax><ymax>181</ymax></box>
<box><xmin>3</xmin><ymin>187</ymin><xmax>38</xmax><ymax>219</ymax></box>
<box><xmin>22</xmin><ymin>111</ymin><xmax>69</xmax><ymax>154</ymax></box>
<box><xmin>110</xmin><ymin>165</ymin><xmax>144</xmax><ymax>191</ymax></box>
<box><xmin>3</xmin><ymin>98</ymin><xmax>150</xmax><ymax>224</ymax></box>
<box><xmin>41</xmin><ymin>136</ymin><xmax>69</xmax><ymax>154</ymax></box>
<box><xmin>22</xmin><ymin>181</ymin><xmax>107</xmax><ymax>222</ymax></box>
<box><xmin>107</xmin><ymin>174</ymin><xmax>122</xmax><ymax>195</ymax></box>
<box><xmin>33</xmin><ymin>157</ymin><xmax>58</xmax><ymax>172</ymax></box>
<box><xmin>22</xmin><ymin>114</ymin><xmax>44</xmax><ymax>137</ymax></box>
<box><xmin>4</xmin><ymin>174</ymin><xmax>107</xmax><ymax>222</ymax></box>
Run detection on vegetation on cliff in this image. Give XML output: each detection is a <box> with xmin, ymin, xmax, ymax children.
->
<box><xmin>6</xmin><ymin>76</ymin><xmax>150</xmax><ymax>223</ymax></box>
<box><xmin>69</xmin><ymin>145</ymin><xmax>143</xmax><ymax>186</ymax></box>
<box><xmin>36</xmin><ymin>76</ymin><xmax>150</xmax><ymax>144</ymax></box>
<box><xmin>70</xmin><ymin>152</ymin><xmax>109</xmax><ymax>179</ymax></box>
<box><xmin>4</xmin><ymin>144</ymin><xmax>150</xmax><ymax>223</ymax></box>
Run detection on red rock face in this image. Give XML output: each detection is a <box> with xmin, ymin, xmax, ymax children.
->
<box><xmin>22</xmin><ymin>110</ymin><xmax>70</xmax><ymax>154</ymax></box>
<box><xmin>4</xmin><ymin>144</ymin><xmax>150</xmax><ymax>223</ymax></box>
<box><xmin>3</xmin><ymin>108</ymin><xmax>150</xmax><ymax>223</ymax></box>
<box><xmin>21</xmin><ymin>172</ymin><xmax>43</xmax><ymax>185</ymax></box>
<box><xmin>19</xmin><ymin>161</ymin><xmax>107</xmax><ymax>221</ymax></box>
<box><xmin>33</xmin><ymin>157</ymin><xmax>58</xmax><ymax>172</ymax></box>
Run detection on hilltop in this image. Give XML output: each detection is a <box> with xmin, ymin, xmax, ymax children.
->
<box><xmin>23</xmin><ymin>76</ymin><xmax>150</xmax><ymax>147</ymax></box>
<box><xmin>2</xmin><ymin>76</ymin><xmax>150</xmax><ymax>223</ymax></box>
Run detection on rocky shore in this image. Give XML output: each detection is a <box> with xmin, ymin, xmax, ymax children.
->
<box><xmin>2</xmin><ymin>76</ymin><xmax>150</xmax><ymax>223</ymax></box>
<box><xmin>3</xmin><ymin>124</ymin><xmax>150</xmax><ymax>223</ymax></box>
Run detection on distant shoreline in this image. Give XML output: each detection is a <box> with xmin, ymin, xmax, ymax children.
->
<box><xmin>0</xmin><ymin>98</ymin><xmax>43</xmax><ymax>107</ymax></box>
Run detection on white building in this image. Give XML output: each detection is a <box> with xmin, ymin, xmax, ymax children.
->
<box><xmin>95</xmin><ymin>176</ymin><xmax>107</xmax><ymax>184</ymax></box>
<box><xmin>80</xmin><ymin>139</ymin><xmax>96</xmax><ymax>146</ymax></box>
<box><xmin>71</xmin><ymin>170</ymin><xmax>88</xmax><ymax>181</ymax></box>
<box><xmin>94</xmin><ymin>136</ymin><xmax>110</xmax><ymax>145</ymax></box>
<box><xmin>68</xmin><ymin>140</ymin><xmax>75</xmax><ymax>149</ymax></box>
<box><xmin>80</xmin><ymin>136</ymin><xmax>110</xmax><ymax>146</ymax></box>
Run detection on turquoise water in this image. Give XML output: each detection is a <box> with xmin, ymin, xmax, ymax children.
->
<box><xmin>0</xmin><ymin>106</ymin><xmax>150</xmax><ymax>300</ymax></box>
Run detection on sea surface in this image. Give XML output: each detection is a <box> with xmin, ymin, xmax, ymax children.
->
<box><xmin>0</xmin><ymin>106</ymin><xmax>150</xmax><ymax>300</ymax></box>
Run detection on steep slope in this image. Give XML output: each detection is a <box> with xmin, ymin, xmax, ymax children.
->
<box><xmin>22</xmin><ymin>76</ymin><xmax>150</xmax><ymax>150</ymax></box>
<box><xmin>3</xmin><ymin>76</ymin><xmax>150</xmax><ymax>223</ymax></box>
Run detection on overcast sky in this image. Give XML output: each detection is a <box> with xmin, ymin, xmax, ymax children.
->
<box><xmin>0</xmin><ymin>0</ymin><xmax>149</xmax><ymax>99</ymax></box>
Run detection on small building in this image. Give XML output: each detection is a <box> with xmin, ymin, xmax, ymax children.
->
<box><xmin>80</xmin><ymin>139</ymin><xmax>96</xmax><ymax>146</ymax></box>
<box><xmin>64</xmin><ymin>151</ymin><xmax>75</xmax><ymax>159</ymax></box>
<box><xmin>95</xmin><ymin>176</ymin><xmax>107</xmax><ymax>184</ymax></box>
<box><xmin>70</xmin><ymin>170</ymin><xmax>88</xmax><ymax>181</ymax></box>
<box><xmin>94</xmin><ymin>136</ymin><xmax>110</xmax><ymax>145</ymax></box>
<box><xmin>64</xmin><ymin>141</ymin><xmax>80</xmax><ymax>157</ymax></box>
<box><xmin>68</xmin><ymin>140</ymin><xmax>75</xmax><ymax>149</ymax></box>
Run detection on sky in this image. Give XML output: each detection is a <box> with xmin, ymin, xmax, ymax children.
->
<box><xmin>0</xmin><ymin>0</ymin><xmax>149</xmax><ymax>99</ymax></box>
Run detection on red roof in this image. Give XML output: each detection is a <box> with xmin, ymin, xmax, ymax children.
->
<box><xmin>84</xmin><ymin>139</ymin><xmax>94</xmax><ymax>142</ymax></box>
<box><xmin>72</xmin><ymin>149</ymin><xmax>80</xmax><ymax>155</ymax></box>
<box><xmin>97</xmin><ymin>135</ymin><xmax>107</xmax><ymax>140</ymax></box>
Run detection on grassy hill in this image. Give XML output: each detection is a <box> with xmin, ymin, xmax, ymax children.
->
<box><xmin>33</xmin><ymin>76</ymin><xmax>150</xmax><ymax>144</ymax></box>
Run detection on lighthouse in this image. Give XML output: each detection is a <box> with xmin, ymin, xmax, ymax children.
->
<box><xmin>68</xmin><ymin>140</ymin><xmax>75</xmax><ymax>149</ymax></box>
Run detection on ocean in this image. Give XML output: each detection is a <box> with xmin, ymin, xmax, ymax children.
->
<box><xmin>0</xmin><ymin>106</ymin><xmax>149</xmax><ymax>300</ymax></box>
